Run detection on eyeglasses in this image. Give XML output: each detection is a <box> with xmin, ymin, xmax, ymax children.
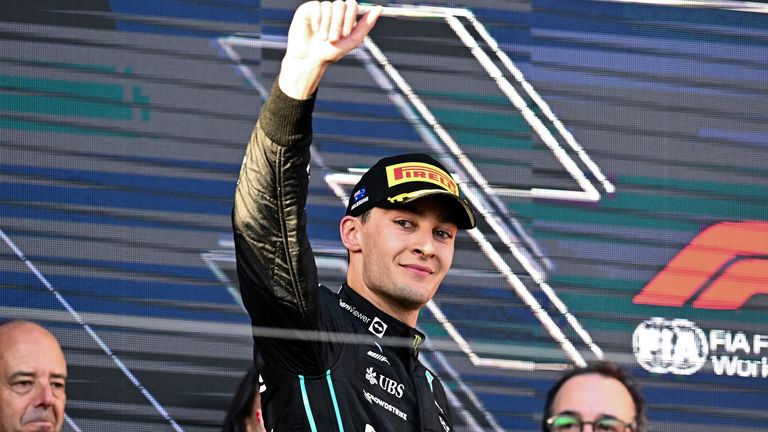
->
<box><xmin>546</xmin><ymin>414</ymin><xmax>635</xmax><ymax>432</ymax></box>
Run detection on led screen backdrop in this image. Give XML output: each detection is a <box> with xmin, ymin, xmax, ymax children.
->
<box><xmin>1</xmin><ymin>0</ymin><xmax>766</xmax><ymax>431</ymax></box>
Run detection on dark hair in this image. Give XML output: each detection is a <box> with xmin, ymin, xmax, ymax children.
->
<box><xmin>221</xmin><ymin>365</ymin><xmax>261</xmax><ymax>432</ymax></box>
<box><xmin>542</xmin><ymin>361</ymin><xmax>646</xmax><ymax>432</ymax></box>
<box><xmin>358</xmin><ymin>208</ymin><xmax>372</xmax><ymax>224</ymax></box>
<box><xmin>345</xmin><ymin>209</ymin><xmax>372</xmax><ymax>264</ymax></box>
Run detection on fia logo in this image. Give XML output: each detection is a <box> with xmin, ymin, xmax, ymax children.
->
<box><xmin>633</xmin><ymin>317</ymin><xmax>708</xmax><ymax>375</ymax></box>
<box><xmin>369</xmin><ymin>317</ymin><xmax>387</xmax><ymax>339</ymax></box>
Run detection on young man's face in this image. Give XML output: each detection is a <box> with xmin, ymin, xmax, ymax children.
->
<box><xmin>0</xmin><ymin>323</ymin><xmax>67</xmax><ymax>432</ymax></box>
<box><xmin>355</xmin><ymin>195</ymin><xmax>458</xmax><ymax>314</ymax></box>
<box><xmin>549</xmin><ymin>373</ymin><xmax>636</xmax><ymax>432</ymax></box>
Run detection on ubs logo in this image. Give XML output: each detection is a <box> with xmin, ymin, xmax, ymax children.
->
<box><xmin>365</xmin><ymin>367</ymin><xmax>404</xmax><ymax>398</ymax></box>
<box><xmin>369</xmin><ymin>317</ymin><xmax>387</xmax><ymax>338</ymax></box>
<box><xmin>633</xmin><ymin>317</ymin><xmax>708</xmax><ymax>375</ymax></box>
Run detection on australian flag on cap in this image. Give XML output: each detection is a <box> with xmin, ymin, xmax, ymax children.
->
<box><xmin>353</xmin><ymin>187</ymin><xmax>367</xmax><ymax>203</ymax></box>
<box><xmin>349</xmin><ymin>187</ymin><xmax>369</xmax><ymax>212</ymax></box>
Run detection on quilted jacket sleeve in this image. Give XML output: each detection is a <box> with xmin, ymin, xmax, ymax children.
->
<box><xmin>232</xmin><ymin>80</ymin><xmax>324</xmax><ymax>374</ymax></box>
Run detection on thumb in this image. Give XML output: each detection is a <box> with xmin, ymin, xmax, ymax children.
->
<box><xmin>347</xmin><ymin>5</ymin><xmax>382</xmax><ymax>45</ymax></box>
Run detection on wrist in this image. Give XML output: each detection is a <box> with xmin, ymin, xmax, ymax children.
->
<box><xmin>278</xmin><ymin>57</ymin><xmax>330</xmax><ymax>100</ymax></box>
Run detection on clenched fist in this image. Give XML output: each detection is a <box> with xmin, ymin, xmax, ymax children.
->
<box><xmin>279</xmin><ymin>0</ymin><xmax>383</xmax><ymax>99</ymax></box>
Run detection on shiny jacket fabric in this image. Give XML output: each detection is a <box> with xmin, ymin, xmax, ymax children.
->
<box><xmin>233</xmin><ymin>83</ymin><xmax>454</xmax><ymax>432</ymax></box>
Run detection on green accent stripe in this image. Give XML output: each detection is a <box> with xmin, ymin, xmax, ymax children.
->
<box><xmin>0</xmin><ymin>75</ymin><xmax>123</xmax><ymax>99</ymax></box>
<box><xmin>420</xmin><ymin>90</ymin><xmax>546</xmax><ymax>114</ymax></box>
<box><xmin>0</xmin><ymin>75</ymin><xmax>150</xmax><ymax>121</ymax></box>
<box><xmin>432</xmin><ymin>108</ymin><xmax>530</xmax><ymax>132</ymax></box>
<box><xmin>0</xmin><ymin>118</ymin><xmax>140</xmax><ymax>138</ymax></box>
<box><xmin>425</xmin><ymin>370</ymin><xmax>434</xmax><ymax>392</ymax></box>
<box><xmin>298</xmin><ymin>375</ymin><xmax>318</xmax><ymax>432</ymax></box>
<box><xmin>604</xmin><ymin>191</ymin><xmax>768</xmax><ymax>220</ymax></box>
<box><xmin>0</xmin><ymin>93</ymin><xmax>132</xmax><ymax>119</ymax></box>
<box><xmin>420</xmin><ymin>319</ymin><xmax>552</xmax><ymax>338</ymax></box>
<box><xmin>557</xmin><ymin>291</ymin><xmax>768</xmax><ymax>326</ymax></box>
<box><xmin>619</xmin><ymin>175</ymin><xmax>768</xmax><ymax>201</ymax></box>
<box><xmin>518</xmin><ymin>187</ymin><xmax>768</xmax><ymax>228</ymax></box>
<box><xmin>325</xmin><ymin>370</ymin><xmax>344</xmax><ymax>432</ymax></box>
<box><xmin>514</xmin><ymin>202</ymin><xmax>702</xmax><ymax>231</ymax></box>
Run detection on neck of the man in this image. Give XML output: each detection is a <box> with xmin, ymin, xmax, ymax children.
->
<box><xmin>345</xmin><ymin>277</ymin><xmax>420</xmax><ymax>328</ymax></box>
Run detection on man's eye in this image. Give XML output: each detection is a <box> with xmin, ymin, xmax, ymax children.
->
<box><xmin>554</xmin><ymin>423</ymin><xmax>579</xmax><ymax>432</ymax></box>
<box><xmin>11</xmin><ymin>380</ymin><xmax>33</xmax><ymax>393</ymax></box>
<box><xmin>551</xmin><ymin>415</ymin><xmax>581</xmax><ymax>432</ymax></box>
<box><xmin>596</xmin><ymin>419</ymin><xmax>624</xmax><ymax>432</ymax></box>
<box><xmin>395</xmin><ymin>220</ymin><xmax>412</xmax><ymax>228</ymax></box>
<box><xmin>435</xmin><ymin>230</ymin><xmax>453</xmax><ymax>240</ymax></box>
<box><xmin>51</xmin><ymin>381</ymin><xmax>66</xmax><ymax>396</ymax></box>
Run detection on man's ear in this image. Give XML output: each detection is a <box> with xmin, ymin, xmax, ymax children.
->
<box><xmin>339</xmin><ymin>215</ymin><xmax>362</xmax><ymax>252</ymax></box>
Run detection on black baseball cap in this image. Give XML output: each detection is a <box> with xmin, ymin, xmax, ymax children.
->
<box><xmin>345</xmin><ymin>153</ymin><xmax>476</xmax><ymax>229</ymax></box>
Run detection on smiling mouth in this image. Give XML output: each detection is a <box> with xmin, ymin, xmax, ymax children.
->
<box><xmin>403</xmin><ymin>264</ymin><xmax>433</xmax><ymax>275</ymax></box>
<box><xmin>24</xmin><ymin>419</ymin><xmax>54</xmax><ymax>428</ymax></box>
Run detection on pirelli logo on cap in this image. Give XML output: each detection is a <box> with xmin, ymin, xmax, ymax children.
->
<box><xmin>385</xmin><ymin>162</ymin><xmax>458</xmax><ymax>195</ymax></box>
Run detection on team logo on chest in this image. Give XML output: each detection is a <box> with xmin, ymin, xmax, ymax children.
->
<box><xmin>367</xmin><ymin>350</ymin><xmax>390</xmax><ymax>365</ymax></box>
<box><xmin>365</xmin><ymin>367</ymin><xmax>404</xmax><ymax>398</ymax></box>
<box><xmin>368</xmin><ymin>316</ymin><xmax>387</xmax><ymax>338</ymax></box>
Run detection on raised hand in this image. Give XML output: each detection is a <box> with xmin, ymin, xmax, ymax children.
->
<box><xmin>279</xmin><ymin>0</ymin><xmax>382</xmax><ymax>99</ymax></box>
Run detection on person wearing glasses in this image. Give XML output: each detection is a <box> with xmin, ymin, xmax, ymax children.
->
<box><xmin>542</xmin><ymin>361</ymin><xmax>646</xmax><ymax>432</ymax></box>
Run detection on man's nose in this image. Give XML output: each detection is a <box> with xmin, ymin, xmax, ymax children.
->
<box><xmin>33</xmin><ymin>382</ymin><xmax>57</xmax><ymax>406</ymax></box>
<box><xmin>413</xmin><ymin>228</ymin><xmax>435</xmax><ymax>256</ymax></box>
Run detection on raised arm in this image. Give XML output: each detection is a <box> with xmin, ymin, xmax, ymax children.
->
<box><xmin>232</xmin><ymin>0</ymin><xmax>380</xmax><ymax>371</ymax></box>
<box><xmin>279</xmin><ymin>0</ymin><xmax>382</xmax><ymax>99</ymax></box>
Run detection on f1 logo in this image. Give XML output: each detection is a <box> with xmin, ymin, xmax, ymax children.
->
<box><xmin>633</xmin><ymin>221</ymin><xmax>768</xmax><ymax>309</ymax></box>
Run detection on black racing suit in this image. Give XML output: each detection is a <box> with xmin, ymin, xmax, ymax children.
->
<box><xmin>233</xmin><ymin>82</ymin><xmax>454</xmax><ymax>432</ymax></box>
